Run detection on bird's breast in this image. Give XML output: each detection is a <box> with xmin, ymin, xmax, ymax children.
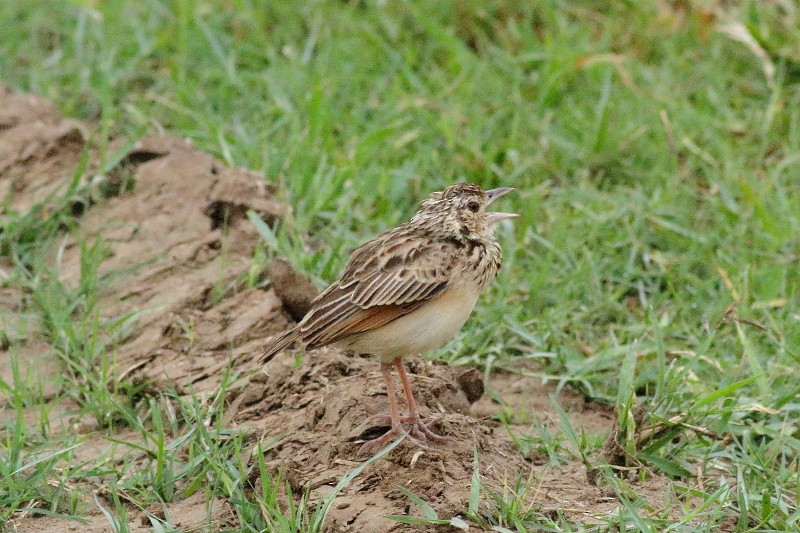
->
<box><xmin>338</xmin><ymin>285</ymin><xmax>482</xmax><ymax>361</ymax></box>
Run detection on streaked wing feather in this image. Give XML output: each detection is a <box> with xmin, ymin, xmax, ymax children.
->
<box><xmin>305</xmin><ymin>301</ymin><xmax>427</xmax><ymax>347</ymax></box>
<box><xmin>351</xmin><ymin>261</ymin><xmax>447</xmax><ymax>307</ymax></box>
<box><xmin>294</xmin><ymin>230</ymin><xmax>456</xmax><ymax>348</ymax></box>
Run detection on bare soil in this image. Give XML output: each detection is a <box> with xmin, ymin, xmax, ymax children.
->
<box><xmin>1</xmin><ymin>85</ymin><xmax>688</xmax><ymax>532</ymax></box>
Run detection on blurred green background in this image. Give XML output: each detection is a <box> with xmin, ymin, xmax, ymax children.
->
<box><xmin>2</xmin><ymin>0</ymin><xmax>800</xmax><ymax>529</ymax></box>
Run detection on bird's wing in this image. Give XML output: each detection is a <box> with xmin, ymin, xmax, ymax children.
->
<box><xmin>295</xmin><ymin>230</ymin><xmax>458</xmax><ymax>348</ymax></box>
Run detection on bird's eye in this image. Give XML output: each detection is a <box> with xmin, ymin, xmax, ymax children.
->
<box><xmin>467</xmin><ymin>201</ymin><xmax>480</xmax><ymax>213</ymax></box>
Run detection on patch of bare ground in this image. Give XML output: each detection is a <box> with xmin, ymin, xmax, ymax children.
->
<box><xmin>2</xmin><ymin>84</ymin><xmax>691</xmax><ymax>531</ymax></box>
<box><xmin>9</xmin><ymin>491</ymin><xmax>234</xmax><ymax>533</ymax></box>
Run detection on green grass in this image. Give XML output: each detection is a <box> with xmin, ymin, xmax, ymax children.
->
<box><xmin>2</xmin><ymin>0</ymin><xmax>800</xmax><ymax>530</ymax></box>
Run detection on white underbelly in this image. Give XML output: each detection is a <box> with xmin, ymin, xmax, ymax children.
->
<box><xmin>339</xmin><ymin>287</ymin><xmax>481</xmax><ymax>361</ymax></box>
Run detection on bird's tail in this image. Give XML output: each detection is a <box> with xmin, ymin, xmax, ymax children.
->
<box><xmin>259</xmin><ymin>327</ymin><xmax>298</xmax><ymax>364</ymax></box>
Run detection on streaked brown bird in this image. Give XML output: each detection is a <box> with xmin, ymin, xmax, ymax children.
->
<box><xmin>260</xmin><ymin>183</ymin><xmax>516</xmax><ymax>452</ymax></box>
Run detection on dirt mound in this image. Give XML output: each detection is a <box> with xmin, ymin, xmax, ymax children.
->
<box><xmin>0</xmin><ymin>88</ymin><xmax>86</xmax><ymax>212</ymax></box>
<box><xmin>237</xmin><ymin>350</ymin><xmax>514</xmax><ymax>531</ymax></box>
<box><xmin>1</xmin><ymin>84</ymin><xmax>684</xmax><ymax>531</ymax></box>
<box><xmin>54</xmin><ymin>132</ymin><xmax>289</xmax><ymax>396</ymax></box>
<box><xmin>238</xmin><ymin>349</ymin><xmax>630</xmax><ymax>531</ymax></box>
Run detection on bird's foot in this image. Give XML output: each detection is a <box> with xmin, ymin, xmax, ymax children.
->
<box><xmin>358</xmin><ymin>415</ymin><xmax>450</xmax><ymax>455</ymax></box>
<box><xmin>358</xmin><ymin>426</ymin><xmax>407</xmax><ymax>455</ymax></box>
<box><xmin>408</xmin><ymin>417</ymin><xmax>450</xmax><ymax>443</ymax></box>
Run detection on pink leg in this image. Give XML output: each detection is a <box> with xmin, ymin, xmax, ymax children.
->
<box><xmin>394</xmin><ymin>358</ymin><xmax>449</xmax><ymax>443</ymax></box>
<box><xmin>358</xmin><ymin>360</ymin><xmax>450</xmax><ymax>454</ymax></box>
<box><xmin>358</xmin><ymin>362</ymin><xmax>405</xmax><ymax>453</ymax></box>
<box><xmin>383</xmin><ymin>361</ymin><xmax>402</xmax><ymax>430</ymax></box>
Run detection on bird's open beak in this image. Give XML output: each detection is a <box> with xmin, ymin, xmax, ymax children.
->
<box><xmin>485</xmin><ymin>187</ymin><xmax>518</xmax><ymax>223</ymax></box>
<box><xmin>486</xmin><ymin>187</ymin><xmax>513</xmax><ymax>203</ymax></box>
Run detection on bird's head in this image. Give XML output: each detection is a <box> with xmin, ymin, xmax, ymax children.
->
<box><xmin>413</xmin><ymin>183</ymin><xmax>517</xmax><ymax>240</ymax></box>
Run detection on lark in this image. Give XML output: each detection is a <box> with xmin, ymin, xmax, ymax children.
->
<box><xmin>260</xmin><ymin>183</ymin><xmax>516</xmax><ymax>452</ymax></box>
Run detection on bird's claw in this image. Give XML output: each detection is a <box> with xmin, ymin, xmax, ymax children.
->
<box><xmin>358</xmin><ymin>416</ymin><xmax>450</xmax><ymax>455</ymax></box>
<box><xmin>408</xmin><ymin>418</ymin><xmax>450</xmax><ymax>443</ymax></box>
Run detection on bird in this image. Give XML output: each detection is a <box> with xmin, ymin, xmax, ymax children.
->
<box><xmin>259</xmin><ymin>183</ymin><xmax>516</xmax><ymax>452</ymax></box>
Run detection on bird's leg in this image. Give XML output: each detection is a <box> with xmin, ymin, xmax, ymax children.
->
<box><xmin>358</xmin><ymin>362</ymin><xmax>405</xmax><ymax>454</ymax></box>
<box><xmin>358</xmin><ymin>360</ymin><xmax>449</xmax><ymax>454</ymax></box>
<box><xmin>394</xmin><ymin>358</ymin><xmax>449</xmax><ymax>443</ymax></box>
